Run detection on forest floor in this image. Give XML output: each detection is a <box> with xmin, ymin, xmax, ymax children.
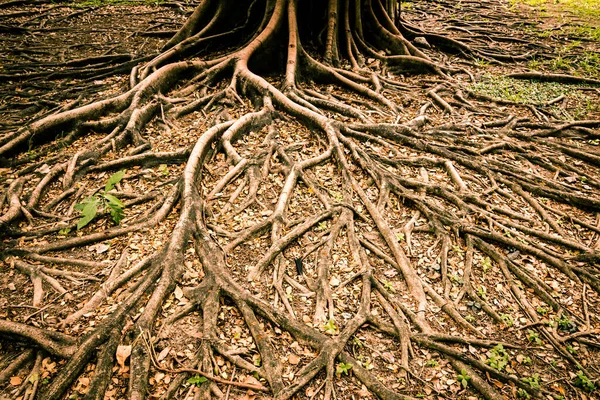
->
<box><xmin>1</xmin><ymin>0</ymin><xmax>600</xmax><ymax>400</ymax></box>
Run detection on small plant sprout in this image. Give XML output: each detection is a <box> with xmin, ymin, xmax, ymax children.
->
<box><xmin>486</xmin><ymin>344</ymin><xmax>510</xmax><ymax>371</ymax></box>
<box><xmin>527</xmin><ymin>330</ymin><xmax>542</xmax><ymax>345</ymax></box>
<box><xmin>521</xmin><ymin>373</ymin><xmax>540</xmax><ymax>390</ymax></box>
<box><xmin>574</xmin><ymin>371</ymin><xmax>596</xmax><ymax>392</ymax></box>
<box><xmin>500</xmin><ymin>314</ymin><xmax>514</xmax><ymax>327</ymax></box>
<box><xmin>482</xmin><ymin>256</ymin><xmax>492</xmax><ymax>273</ymax></box>
<box><xmin>382</xmin><ymin>279</ymin><xmax>396</xmax><ymax>293</ymax></box>
<box><xmin>187</xmin><ymin>375</ymin><xmax>208</xmax><ymax>386</ymax></box>
<box><xmin>336</xmin><ymin>362</ymin><xmax>352</xmax><ymax>377</ymax></box>
<box><xmin>536</xmin><ymin>306</ymin><xmax>548</xmax><ymax>316</ymax></box>
<box><xmin>457</xmin><ymin>369</ymin><xmax>471</xmax><ymax>389</ymax></box>
<box><xmin>74</xmin><ymin>170</ymin><xmax>126</xmax><ymax>230</ymax></box>
<box><xmin>477</xmin><ymin>285</ymin><xmax>487</xmax><ymax>299</ymax></box>
<box><xmin>465</xmin><ymin>315</ymin><xmax>476</xmax><ymax>323</ymax></box>
<box><xmin>324</xmin><ymin>319</ymin><xmax>338</xmax><ymax>335</ymax></box>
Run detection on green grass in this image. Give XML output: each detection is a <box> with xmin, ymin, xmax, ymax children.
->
<box><xmin>469</xmin><ymin>75</ymin><xmax>600</xmax><ymax>119</ymax></box>
<box><xmin>512</xmin><ymin>0</ymin><xmax>600</xmax><ymax>18</ymax></box>
<box><xmin>567</xmin><ymin>26</ymin><xmax>600</xmax><ymax>40</ymax></box>
<box><xmin>470</xmin><ymin>75</ymin><xmax>582</xmax><ymax>104</ymax></box>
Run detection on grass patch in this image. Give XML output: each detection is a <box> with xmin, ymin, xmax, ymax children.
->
<box><xmin>470</xmin><ymin>75</ymin><xmax>583</xmax><ymax>104</ymax></box>
<box><xmin>512</xmin><ymin>0</ymin><xmax>600</xmax><ymax>18</ymax></box>
<box><xmin>567</xmin><ymin>26</ymin><xmax>600</xmax><ymax>41</ymax></box>
<box><xmin>469</xmin><ymin>75</ymin><xmax>600</xmax><ymax>119</ymax></box>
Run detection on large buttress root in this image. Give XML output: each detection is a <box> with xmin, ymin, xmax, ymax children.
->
<box><xmin>1</xmin><ymin>0</ymin><xmax>600</xmax><ymax>399</ymax></box>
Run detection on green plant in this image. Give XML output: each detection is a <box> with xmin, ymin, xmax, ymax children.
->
<box><xmin>74</xmin><ymin>171</ymin><xmax>126</xmax><ymax>229</ymax></box>
<box><xmin>457</xmin><ymin>369</ymin><xmax>471</xmax><ymax>389</ymax></box>
<box><xmin>527</xmin><ymin>330</ymin><xmax>542</xmax><ymax>345</ymax></box>
<box><xmin>477</xmin><ymin>286</ymin><xmax>487</xmax><ymax>300</ymax></box>
<box><xmin>481</xmin><ymin>257</ymin><xmax>492</xmax><ymax>273</ymax></box>
<box><xmin>574</xmin><ymin>371</ymin><xmax>595</xmax><ymax>392</ymax></box>
<box><xmin>517</xmin><ymin>388</ymin><xmax>531</xmax><ymax>399</ymax></box>
<box><xmin>557</xmin><ymin>315</ymin><xmax>572</xmax><ymax>331</ymax></box>
<box><xmin>426</xmin><ymin>359</ymin><xmax>439</xmax><ymax>367</ymax></box>
<box><xmin>521</xmin><ymin>373</ymin><xmax>540</xmax><ymax>390</ymax></box>
<box><xmin>465</xmin><ymin>315</ymin><xmax>476</xmax><ymax>322</ymax></box>
<box><xmin>500</xmin><ymin>314</ymin><xmax>514</xmax><ymax>327</ymax></box>
<box><xmin>361</xmin><ymin>358</ymin><xmax>373</xmax><ymax>370</ymax></box>
<box><xmin>452</xmin><ymin>245</ymin><xmax>463</xmax><ymax>254</ymax></box>
<box><xmin>396</xmin><ymin>232</ymin><xmax>405</xmax><ymax>241</ymax></box>
<box><xmin>329</xmin><ymin>191</ymin><xmax>344</xmax><ymax>202</ymax></box>
<box><xmin>336</xmin><ymin>362</ymin><xmax>352</xmax><ymax>376</ymax></box>
<box><xmin>324</xmin><ymin>319</ymin><xmax>338</xmax><ymax>335</ymax></box>
<box><xmin>187</xmin><ymin>375</ymin><xmax>208</xmax><ymax>386</ymax></box>
<box><xmin>536</xmin><ymin>306</ymin><xmax>548</xmax><ymax>316</ymax></box>
<box><xmin>252</xmin><ymin>354</ymin><xmax>261</xmax><ymax>367</ymax></box>
<box><xmin>382</xmin><ymin>279</ymin><xmax>396</xmax><ymax>293</ymax></box>
<box><xmin>486</xmin><ymin>344</ymin><xmax>510</xmax><ymax>372</ymax></box>
<box><xmin>520</xmin><ymin>355</ymin><xmax>532</xmax><ymax>365</ymax></box>
<box><xmin>566</xmin><ymin>344</ymin><xmax>577</xmax><ymax>354</ymax></box>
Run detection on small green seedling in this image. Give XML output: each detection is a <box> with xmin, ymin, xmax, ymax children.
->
<box><xmin>324</xmin><ymin>319</ymin><xmax>338</xmax><ymax>335</ymax></box>
<box><xmin>482</xmin><ymin>257</ymin><xmax>492</xmax><ymax>273</ymax></box>
<box><xmin>487</xmin><ymin>344</ymin><xmax>509</xmax><ymax>372</ymax></box>
<box><xmin>382</xmin><ymin>279</ymin><xmax>396</xmax><ymax>293</ymax></box>
<box><xmin>527</xmin><ymin>330</ymin><xmax>542</xmax><ymax>345</ymax></box>
<box><xmin>574</xmin><ymin>371</ymin><xmax>595</xmax><ymax>392</ymax></box>
<box><xmin>536</xmin><ymin>306</ymin><xmax>548</xmax><ymax>316</ymax></box>
<box><xmin>521</xmin><ymin>373</ymin><xmax>540</xmax><ymax>390</ymax></box>
<box><xmin>557</xmin><ymin>315</ymin><xmax>573</xmax><ymax>331</ymax></box>
<box><xmin>74</xmin><ymin>170</ymin><xmax>126</xmax><ymax>229</ymax></box>
<box><xmin>336</xmin><ymin>362</ymin><xmax>352</xmax><ymax>377</ymax></box>
<box><xmin>457</xmin><ymin>369</ymin><xmax>471</xmax><ymax>389</ymax></box>
<box><xmin>500</xmin><ymin>314</ymin><xmax>514</xmax><ymax>327</ymax></box>
<box><xmin>517</xmin><ymin>388</ymin><xmax>530</xmax><ymax>399</ymax></box>
<box><xmin>187</xmin><ymin>375</ymin><xmax>208</xmax><ymax>386</ymax></box>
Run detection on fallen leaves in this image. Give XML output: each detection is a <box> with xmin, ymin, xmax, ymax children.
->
<box><xmin>116</xmin><ymin>345</ymin><xmax>132</xmax><ymax>374</ymax></box>
<box><xmin>10</xmin><ymin>376</ymin><xmax>22</xmax><ymax>386</ymax></box>
<box><xmin>288</xmin><ymin>353</ymin><xmax>300</xmax><ymax>365</ymax></box>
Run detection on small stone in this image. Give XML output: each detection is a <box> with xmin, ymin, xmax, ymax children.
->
<box><xmin>414</xmin><ymin>36</ymin><xmax>431</xmax><ymax>48</ymax></box>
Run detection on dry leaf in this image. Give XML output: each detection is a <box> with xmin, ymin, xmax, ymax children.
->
<box><xmin>89</xmin><ymin>243</ymin><xmax>110</xmax><ymax>254</ymax></box>
<box><xmin>157</xmin><ymin>346</ymin><xmax>170</xmax><ymax>362</ymax></box>
<box><xmin>288</xmin><ymin>354</ymin><xmax>300</xmax><ymax>365</ymax></box>
<box><xmin>239</xmin><ymin>389</ymin><xmax>257</xmax><ymax>400</ymax></box>
<box><xmin>116</xmin><ymin>345</ymin><xmax>132</xmax><ymax>373</ymax></box>
<box><xmin>10</xmin><ymin>376</ymin><xmax>22</xmax><ymax>386</ymax></box>
<box><xmin>244</xmin><ymin>375</ymin><xmax>261</xmax><ymax>386</ymax></box>
<box><xmin>174</xmin><ymin>286</ymin><xmax>184</xmax><ymax>300</ymax></box>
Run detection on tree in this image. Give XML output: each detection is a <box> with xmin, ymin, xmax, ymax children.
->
<box><xmin>1</xmin><ymin>0</ymin><xmax>599</xmax><ymax>399</ymax></box>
